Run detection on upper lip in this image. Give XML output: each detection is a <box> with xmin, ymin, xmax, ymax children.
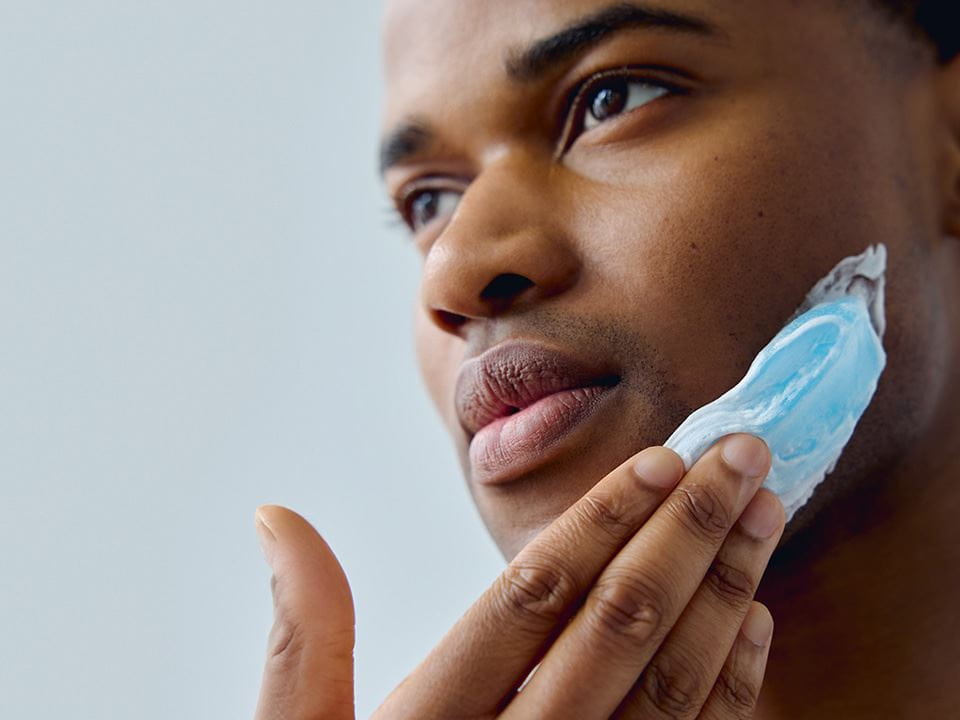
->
<box><xmin>454</xmin><ymin>340</ymin><xmax>621</xmax><ymax>437</ymax></box>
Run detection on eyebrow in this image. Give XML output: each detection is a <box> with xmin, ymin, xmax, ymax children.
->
<box><xmin>506</xmin><ymin>2</ymin><xmax>720</xmax><ymax>83</ymax></box>
<box><xmin>379</xmin><ymin>2</ymin><xmax>720</xmax><ymax>176</ymax></box>
<box><xmin>379</xmin><ymin>119</ymin><xmax>433</xmax><ymax>177</ymax></box>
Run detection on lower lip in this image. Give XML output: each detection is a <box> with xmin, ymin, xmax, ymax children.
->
<box><xmin>468</xmin><ymin>384</ymin><xmax>617</xmax><ymax>486</ymax></box>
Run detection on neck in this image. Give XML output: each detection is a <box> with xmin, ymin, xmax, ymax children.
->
<box><xmin>758</xmin><ymin>452</ymin><xmax>960</xmax><ymax>718</ymax></box>
<box><xmin>755</xmin><ymin>355</ymin><xmax>960</xmax><ymax>717</ymax></box>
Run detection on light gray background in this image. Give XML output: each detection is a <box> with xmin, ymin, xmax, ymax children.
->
<box><xmin>0</xmin><ymin>2</ymin><xmax>505</xmax><ymax>717</ymax></box>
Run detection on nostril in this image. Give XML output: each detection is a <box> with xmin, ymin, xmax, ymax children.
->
<box><xmin>434</xmin><ymin>308</ymin><xmax>467</xmax><ymax>330</ymax></box>
<box><xmin>430</xmin><ymin>273</ymin><xmax>538</xmax><ymax>332</ymax></box>
<box><xmin>480</xmin><ymin>273</ymin><xmax>535</xmax><ymax>302</ymax></box>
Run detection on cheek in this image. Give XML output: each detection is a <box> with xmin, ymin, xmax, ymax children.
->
<box><xmin>568</xmin><ymin>113</ymin><xmax>896</xmax><ymax>407</ymax></box>
<box><xmin>413</xmin><ymin>303</ymin><xmax>462</xmax><ymax>429</ymax></box>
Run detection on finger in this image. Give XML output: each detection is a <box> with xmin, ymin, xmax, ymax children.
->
<box><xmin>697</xmin><ymin>602</ymin><xmax>774</xmax><ymax>720</ymax></box>
<box><xmin>375</xmin><ymin>446</ymin><xmax>685</xmax><ymax>719</ymax></box>
<box><xmin>612</xmin><ymin>489</ymin><xmax>784</xmax><ymax>719</ymax></box>
<box><xmin>502</xmin><ymin>434</ymin><xmax>770</xmax><ymax>719</ymax></box>
<box><xmin>253</xmin><ymin>505</ymin><xmax>355</xmax><ymax>720</ymax></box>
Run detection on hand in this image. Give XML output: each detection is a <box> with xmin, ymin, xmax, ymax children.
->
<box><xmin>253</xmin><ymin>433</ymin><xmax>784</xmax><ymax>719</ymax></box>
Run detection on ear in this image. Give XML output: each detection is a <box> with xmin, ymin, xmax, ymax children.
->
<box><xmin>937</xmin><ymin>54</ymin><xmax>960</xmax><ymax>239</ymax></box>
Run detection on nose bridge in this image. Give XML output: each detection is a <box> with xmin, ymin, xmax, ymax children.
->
<box><xmin>466</xmin><ymin>146</ymin><xmax>556</xmax><ymax>236</ymax></box>
<box><xmin>420</xmin><ymin>149</ymin><xmax>581</xmax><ymax>333</ymax></box>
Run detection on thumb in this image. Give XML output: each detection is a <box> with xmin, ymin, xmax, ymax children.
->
<box><xmin>253</xmin><ymin>505</ymin><xmax>355</xmax><ymax>720</ymax></box>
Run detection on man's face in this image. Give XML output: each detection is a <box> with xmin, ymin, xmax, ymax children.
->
<box><xmin>381</xmin><ymin>0</ymin><xmax>952</xmax><ymax>559</ymax></box>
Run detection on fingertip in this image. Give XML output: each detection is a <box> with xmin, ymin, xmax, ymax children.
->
<box><xmin>253</xmin><ymin>506</ymin><xmax>354</xmax><ymax>615</ymax></box>
<box><xmin>741</xmin><ymin>602</ymin><xmax>775</xmax><ymax>648</ymax></box>
<box><xmin>757</xmin><ymin>488</ymin><xmax>787</xmax><ymax>537</ymax></box>
<box><xmin>738</xmin><ymin>488</ymin><xmax>786</xmax><ymax>540</ymax></box>
<box><xmin>254</xmin><ymin>505</ymin><xmax>316</xmax><ymax>570</ymax></box>
<box><xmin>764</xmin><ymin>488</ymin><xmax>786</xmax><ymax>525</ymax></box>
<box><xmin>632</xmin><ymin>446</ymin><xmax>686</xmax><ymax>489</ymax></box>
<box><xmin>661</xmin><ymin>445</ymin><xmax>687</xmax><ymax>474</ymax></box>
<box><xmin>256</xmin><ymin>503</ymin><xmax>294</xmax><ymax>529</ymax></box>
<box><xmin>720</xmin><ymin>433</ymin><xmax>772</xmax><ymax>479</ymax></box>
<box><xmin>254</xmin><ymin>505</ymin><xmax>279</xmax><ymax>539</ymax></box>
<box><xmin>255</xmin><ymin>505</ymin><xmax>320</xmax><ymax>546</ymax></box>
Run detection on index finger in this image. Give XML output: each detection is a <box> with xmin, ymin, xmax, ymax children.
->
<box><xmin>381</xmin><ymin>446</ymin><xmax>685</xmax><ymax>718</ymax></box>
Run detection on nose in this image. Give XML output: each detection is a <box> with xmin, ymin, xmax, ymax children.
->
<box><xmin>420</xmin><ymin>158</ymin><xmax>581</xmax><ymax>336</ymax></box>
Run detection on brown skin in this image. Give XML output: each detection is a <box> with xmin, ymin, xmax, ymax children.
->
<box><xmin>251</xmin><ymin>1</ymin><xmax>960</xmax><ymax>718</ymax></box>
<box><xmin>256</xmin><ymin>441</ymin><xmax>786</xmax><ymax>719</ymax></box>
<box><xmin>385</xmin><ymin>0</ymin><xmax>957</xmax><ymax>558</ymax></box>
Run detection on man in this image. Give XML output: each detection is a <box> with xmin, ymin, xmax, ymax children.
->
<box><xmin>253</xmin><ymin>1</ymin><xmax>960</xmax><ymax>717</ymax></box>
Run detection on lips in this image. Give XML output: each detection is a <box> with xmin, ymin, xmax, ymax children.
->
<box><xmin>455</xmin><ymin>341</ymin><xmax>620</xmax><ymax>484</ymax></box>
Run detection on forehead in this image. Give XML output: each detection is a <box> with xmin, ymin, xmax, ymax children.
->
<box><xmin>380</xmin><ymin>0</ymin><xmax>755</xmax><ymax>177</ymax></box>
<box><xmin>377</xmin><ymin>0</ymin><xmax>890</xmax><ymax>183</ymax></box>
<box><xmin>382</xmin><ymin>0</ymin><xmax>574</xmax><ymax>70</ymax></box>
<box><xmin>380</xmin><ymin>0</ymin><xmax>731</xmax><ymax>123</ymax></box>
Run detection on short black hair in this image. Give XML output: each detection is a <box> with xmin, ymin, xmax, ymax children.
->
<box><xmin>873</xmin><ymin>1</ymin><xmax>959</xmax><ymax>61</ymax></box>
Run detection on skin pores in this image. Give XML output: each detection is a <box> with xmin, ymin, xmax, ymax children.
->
<box><xmin>382</xmin><ymin>0</ymin><xmax>957</xmax><ymax>560</ymax></box>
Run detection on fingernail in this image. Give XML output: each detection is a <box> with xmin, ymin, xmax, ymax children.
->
<box><xmin>721</xmin><ymin>434</ymin><xmax>770</xmax><ymax>478</ymax></box>
<box><xmin>254</xmin><ymin>507</ymin><xmax>277</xmax><ymax>566</ymax></box>
<box><xmin>633</xmin><ymin>448</ymin><xmax>683</xmax><ymax>489</ymax></box>
<box><xmin>741</xmin><ymin>603</ymin><xmax>774</xmax><ymax>647</ymax></box>
<box><xmin>738</xmin><ymin>490</ymin><xmax>783</xmax><ymax>539</ymax></box>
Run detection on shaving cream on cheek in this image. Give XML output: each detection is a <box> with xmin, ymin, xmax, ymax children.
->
<box><xmin>664</xmin><ymin>245</ymin><xmax>888</xmax><ymax>522</ymax></box>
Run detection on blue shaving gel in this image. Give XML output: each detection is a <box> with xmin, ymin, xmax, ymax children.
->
<box><xmin>665</xmin><ymin>245</ymin><xmax>888</xmax><ymax>521</ymax></box>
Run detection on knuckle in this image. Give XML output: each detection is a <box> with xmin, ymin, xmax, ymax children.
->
<box><xmin>705</xmin><ymin>559</ymin><xmax>756</xmax><ymax>609</ymax></box>
<box><xmin>714</xmin><ymin>663</ymin><xmax>760</xmax><ymax>715</ymax></box>
<box><xmin>588</xmin><ymin>572</ymin><xmax>666</xmax><ymax>646</ymax></box>
<box><xmin>640</xmin><ymin>653</ymin><xmax>705</xmax><ymax>717</ymax></box>
<box><xmin>265</xmin><ymin>608</ymin><xmax>305</xmax><ymax>670</ymax></box>
<box><xmin>574</xmin><ymin>490</ymin><xmax>634</xmax><ymax>543</ymax></box>
<box><xmin>497</xmin><ymin>555</ymin><xmax>577</xmax><ymax>629</ymax></box>
<box><xmin>669</xmin><ymin>483</ymin><xmax>732</xmax><ymax>542</ymax></box>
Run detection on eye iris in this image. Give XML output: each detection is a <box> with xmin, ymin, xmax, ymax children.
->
<box><xmin>589</xmin><ymin>79</ymin><xmax>628</xmax><ymax>122</ymax></box>
<box><xmin>411</xmin><ymin>191</ymin><xmax>438</xmax><ymax>229</ymax></box>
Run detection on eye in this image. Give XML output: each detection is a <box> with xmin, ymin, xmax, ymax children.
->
<box><xmin>560</xmin><ymin>70</ymin><xmax>681</xmax><ymax>151</ymax></box>
<box><xmin>401</xmin><ymin>187</ymin><xmax>462</xmax><ymax>234</ymax></box>
<box><xmin>582</xmin><ymin>77</ymin><xmax>669</xmax><ymax>131</ymax></box>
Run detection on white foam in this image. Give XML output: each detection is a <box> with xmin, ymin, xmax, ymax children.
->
<box><xmin>664</xmin><ymin>245</ymin><xmax>888</xmax><ymax>522</ymax></box>
<box><xmin>789</xmin><ymin>244</ymin><xmax>887</xmax><ymax>337</ymax></box>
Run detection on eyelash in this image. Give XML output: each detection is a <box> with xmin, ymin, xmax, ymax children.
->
<box><xmin>394</xmin><ymin>178</ymin><xmax>467</xmax><ymax>236</ymax></box>
<box><xmin>393</xmin><ymin>66</ymin><xmax>686</xmax><ymax>235</ymax></box>
<box><xmin>557</xmin><ymin>65</ymin><xmax>685</xmax><ymax>153</ymax></box>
